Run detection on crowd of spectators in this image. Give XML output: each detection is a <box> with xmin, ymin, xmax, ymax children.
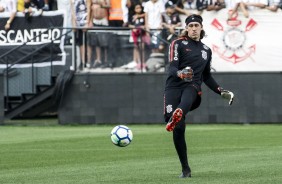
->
<box><xmin>0</xmin><ymin>0</ymin><xmax>56</xmax><ymax>30</ymax></box>
<box><xmin>0</xmin><ymin>0</ymin><xmax>281</xmax><ymax>71</ymax></box>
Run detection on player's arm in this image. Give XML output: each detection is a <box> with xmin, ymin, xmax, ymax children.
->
<box><xmin>168</xmin><ymin>40</ymin><xmax>180</xmax><ymax>78</ymax></box>
<box><xmin>202</xmin><ymin>55</ymin><xmax>220</xmax><ymax>94</ymax></box>
<box><xmin>168</xmin><ymin>40</ymin><xmax>194</xmax><ymax>80</ymax></box>
<box><xmin>203</xmin><ymin>54</ymin><xmax>234</xmax><ymax>105</ymax></box>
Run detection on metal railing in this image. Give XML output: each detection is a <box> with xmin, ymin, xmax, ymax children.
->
<box><xmin>1</xmin><ymin>28</ymin><xmax>72</xmax><ymax>111</ymax></box>
<box><xmin>68</xmin><ymin>27</ymin><xmax>177</xmax><ymax>73</ymax></box>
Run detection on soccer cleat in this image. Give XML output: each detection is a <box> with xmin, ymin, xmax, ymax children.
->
<box><xmin>166</xmin><ymin>108</ymin><xmax>183</xmax><ymax>132</ymax></box>
<box><xmin>179</xmin><ymin>171</ymin><xmax>192</xmax><ymax>178</ymax></box>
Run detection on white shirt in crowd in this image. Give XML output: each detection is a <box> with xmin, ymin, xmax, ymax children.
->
<box><xmin>144</xmin><ymin>0</ymin><xmax>165</xmax><ymax>29</ymax></box>
<box><xmin>0</xmin><ymin>0</ymin><xmax>17</xmax><ymax>13</ymax></box>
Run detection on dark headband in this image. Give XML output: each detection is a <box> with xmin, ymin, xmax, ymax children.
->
<box><xmin>185</xmin><ymin>15</ymin><xmax>203</xmax><ymax>25</ymax></box>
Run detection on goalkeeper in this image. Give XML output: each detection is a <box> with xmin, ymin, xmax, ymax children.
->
<box><xmin>163</xmin><ymin>14</ymin><xmax>234</xmax><ymax>178</ymax></box>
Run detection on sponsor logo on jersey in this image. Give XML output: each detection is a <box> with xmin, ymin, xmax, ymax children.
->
<box><xmin>174</xmin><ymin>43</ymin><xmax>178</xmax><ymax>60</ymax></box>
<box><xmin>166</xmin><ymin>105</ymin><xmax>173</xmax><ymax>113</ymax></box>
<box><xmin>201</xmin><ymin>50</ymin><xmax>207</xmax><ymax>60</ymax></box>
<box><xmin>182</xmin><ymin>41</ymin><xmax>188</xmax><ymax>45</ymax></box>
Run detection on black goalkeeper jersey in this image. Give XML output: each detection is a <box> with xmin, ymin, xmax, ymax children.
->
<box><xmin>165</xmin><ymin>36</ymin><xmax>220</xmax><ymax>94</ymax></box>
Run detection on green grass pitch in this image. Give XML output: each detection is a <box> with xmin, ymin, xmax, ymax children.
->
<box><xmin>0</xmin><ymin>124</ymin><xmax>282</xmax><ymax>184</ymax></box>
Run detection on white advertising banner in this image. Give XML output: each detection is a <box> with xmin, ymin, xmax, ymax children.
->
<box><xmin>200</xmin><ymin>9</ymin><xmax>282</xmax><ymax>72</ymax></box>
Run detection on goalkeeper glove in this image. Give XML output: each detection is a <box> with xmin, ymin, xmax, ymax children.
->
<box><xmin>177</xmin><ymin>66</ymin><xmax>193</xmax><ymax>82</ymax></box>
<box><xmin>219</xmin><ymin>87</ymin><xmax>234</xmax><ymax>105</ymax></box>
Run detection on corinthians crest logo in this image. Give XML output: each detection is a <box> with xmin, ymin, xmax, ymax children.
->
<box><xmin>211</xmin><ymin>12</ymin><xmax>257</xmax><ymax>64</ymax></box>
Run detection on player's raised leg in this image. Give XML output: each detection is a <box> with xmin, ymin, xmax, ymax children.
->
<box><xmin>166</xmin><ymin>108</ymin><xmax>183</xmax><ymax>132</ymax></box>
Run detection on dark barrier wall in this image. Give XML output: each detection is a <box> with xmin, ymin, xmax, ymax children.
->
<box><xmin>0</xmin><ymin>74</ymin><xmax>4</xmax><ymax>124</ymax></box>
<box><xmin>58</xmin><ymin>72</ymin><xmax>282</xmax><ymax>124</ymax></box>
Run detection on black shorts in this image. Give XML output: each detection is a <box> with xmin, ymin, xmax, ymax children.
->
<box><xmin>88</xmin><ymin>32</ymin><xmax>112</xmax><ymax>47</ymax></box>
<box><xmin>75</xmin><ymin>29</ymin><xmax>84</xmax><ymax>46</ymax></box>
<box><xmin>163</xmin><ymin>85</ymin><xmax>201</xmax><ymax>123</ymax></box>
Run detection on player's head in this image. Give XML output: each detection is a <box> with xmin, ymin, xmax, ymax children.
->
<box><xmin>184</xmin><ymin>14</ymin><xmax>205</xmax><ymax>40</ymax></box>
